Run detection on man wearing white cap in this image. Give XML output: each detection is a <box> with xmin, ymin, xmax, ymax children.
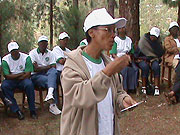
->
<box><xmin>60</xmin><ymin>8</ymin><xmax>136</xmax><ymax>135</ymax></box>
<box><xmin>135</xmin><ymin>27</ymin><xmax>165</xmax><ymax>96</ymax></box>
<box><xmin>52</xmin><ymin>32</ymin><xmax>71</xmax><ymax>79</ymax></box>
<box><xmin>29</xmin><ymin>35</ymin><xmax>61</xmax><ymax>115</ymax></box>
<box><xmin>1</xmin><ymin>41</ymin><xmax>37</xmax><ymax>120</ymax></box>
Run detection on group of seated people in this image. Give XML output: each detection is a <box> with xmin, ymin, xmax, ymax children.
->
<box><xmin>0</xmin><ymin>32</ymin><xmax>71</xmax><ymax>120</ymax></box>
<box><xmin>108</xmin><ymin>20</ymin><xmax>180</xmax><ymax>105</ymax></box>
<box><xmin>0</xmin><ymin>20</ymin><xmax>180</xmax><ymax>121</ymax></box>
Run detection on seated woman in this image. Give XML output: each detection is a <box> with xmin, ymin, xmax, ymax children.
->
<box><xmin>135</xmin><ymin>27</ymin><xmax>165</xmax><ymax>96</ymax></box>
<box><xmin>110</xmin><ymin>26</ymin><xmax>139</xmax><ymax>93</ymax></box>
<box><xmin>164</xmin><ymin>21</ymin><xmax>180</xmax><ymax>68</ymax></box>
<box><xmin>164</xmin><ymin>22</ymin><xmax>180</xmax><ymax>104</ymax></box>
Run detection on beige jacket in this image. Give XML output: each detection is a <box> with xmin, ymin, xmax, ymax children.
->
<box><xmin>60</xmin><ymin>46</ymin><xmax>130</xmax><ymax>135</ymax></box>
<box><xmin>164</xmin><ymin>35</ymin><xmax>180</xmax><ymax>66</ymax></box>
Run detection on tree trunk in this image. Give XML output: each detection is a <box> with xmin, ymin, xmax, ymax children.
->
<box><xmin>50</xmin><ymin>0</ymin><xmax>53</xmax><ymax>49</ymax></box>
<box><xmin>119</xmin><ymin>0</ymin><xmax>140</xmax><ymax>46</ymax></box>
<box><xmin>0</xmin><ymin>15</ymin><xmax>1</xmax><ymax>56</ymax></box>
<box><xmin>108</xmin><ymin>0</ymin><xmax>115</xmax><ymax>18</ymax></box>
<box><xmin>73</xmin><ymin>0</ymin><xmax>78</xmax><ymax>8</ymax></box>
<box><xmin>177</xmin><ymin>4</ymin><xmax>180</xmax><ymax>26</ymax></box>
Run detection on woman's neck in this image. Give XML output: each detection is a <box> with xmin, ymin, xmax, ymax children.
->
<box><xmin>83</xmin><ymin>43</ymin><xmax>102</xmax><ymax>59</ymax></box>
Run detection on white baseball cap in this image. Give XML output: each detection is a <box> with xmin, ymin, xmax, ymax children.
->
<box><xmin>150</xmin><ymin>27</ymin><xmax>160</xmax><ymax>38</ymax></box>
<box><xmin>38</xmin><ymin>35</ymin><xmax>48</xmax><ymax>43</ymax></box>
<box><xmin>169</xmin><ymin>21</ymin><xmax>179</xmax><ymax>30</ymax></box>
<box><xmin>8</xmin><ymin>42</ymin><xmax>19</xmax><ymax>52</ymax></box>
<box><xmin>59</xmin><ymin>32</ymin><xmax>70</xmax><ymax>40</ymax></box>
<box><xmin>83</xmin><ymin>8</ymin><xmax>127</xmax><ymax>32</ymax></box>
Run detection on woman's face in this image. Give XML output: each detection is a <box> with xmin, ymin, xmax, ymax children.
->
<box><xmin>91</xmin><ymin>25</ymin><xmax>115</xmax><ymax>51</ymax></box>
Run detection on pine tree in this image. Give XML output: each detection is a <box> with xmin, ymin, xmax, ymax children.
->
<box><xmin>162</xmin><ymin>0</ymin><xmax>180</xmax><ymax>25</ymax></box>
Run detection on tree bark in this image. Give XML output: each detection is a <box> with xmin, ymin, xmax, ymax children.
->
<box><xmin>119</xmin><ymin>0</ymin><xmax>140</xmax><ymax>46</ymax></box>
<box><xmin>73</xmin><ymin>0</ymin><xmax>78</xmax><ymax>9</ymax></box>
<box><xmin>0</xmin><ymin>15</ymin><xmax>1</xmax><ymax>56</ymax></box>
<box><xmin>178</xmin><ymin>4</ymin><xmax>180</xmax><ymax>26</ymax></box>
<box><xmin>108</xmin><ymin>0</ymin><xmax>115</xmax><ymax>18</ymax></box>
<box><xmin>50</xmin><ymin>0</ymin><xmax>53</xmax><ymax>49</ymax></box>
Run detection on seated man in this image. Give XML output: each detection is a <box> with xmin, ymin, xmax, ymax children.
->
<box><xmin>0</xmin><ymin>56</ymin><xmax>13</xmax><ymax>107</ymax></box>
<box><xmin>135</xmin><ymin>27</ymin><xmax>165</xmax><ymax>96</ymax></box>
<box><xmin>52</xmin><ymin>32</ymin><xmax>71</xmax><ymax>82</ymax></box>
<box><xmin>29</xmin><ymin>35</ymin><xmax>61</xmax><ymax>115</ymax></box>
<box><xmin>1</xmin><ymin>42</ymin><xmax>37</xmax><ymax>120</ymax></box>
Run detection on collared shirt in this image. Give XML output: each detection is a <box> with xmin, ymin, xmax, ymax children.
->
<box><xmin>2</xmin><ymin>52</ymin><xmax>33</xmax><ymax>75</ymax></box>
<box><xmin>110</xmin><ymin>36</ymin><xmax>133</xmax><ymax>58</ymax></box>
<box><xmin>29</xmin><ymin>48</ymin><xmax>56</xmax><ymax>70</ymax></box>
<box><xmin>82</xmin><ymin>51</ymin><xmax>114</xmax><ymax>135</ymax></box>
<box><xmin>52</xmin><ymin>45</ymin><xmax>71</xmax><ymax>71</ymax></box>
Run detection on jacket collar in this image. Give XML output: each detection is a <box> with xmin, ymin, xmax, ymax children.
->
<box><xmin>64</xmin><ymin>46</ymin><xmax>111</xmax><ymax>79</ymax></box>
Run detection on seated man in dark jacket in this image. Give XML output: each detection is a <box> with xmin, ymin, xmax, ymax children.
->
<box><xmin>135</xmin><ymin>27</ymin><xmax>165</xmax><ymax>96</ymax></box>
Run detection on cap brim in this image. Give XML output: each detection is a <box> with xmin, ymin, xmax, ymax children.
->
<box><xmin>115</xmin><ymin>18</ymin><xmax>127</xmax><ymax>28</ymax></box>
<box><xmin>38</xmin><ymin>40</ymin><xmax>48</xmax><ymax>43</ymax></box>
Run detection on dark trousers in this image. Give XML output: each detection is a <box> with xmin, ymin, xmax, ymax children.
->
<box><xmin>1</xmin><ymin>79</ymin><xmax>35</xmax><ymax>112</ymax></box>
<box><xmin>173</xmin><ymin>63</ymin><xmax>180</xmax><ymax>101</ymax></box>
<box><xmin>138</xmin><ymin>60</ymin><xmax>160</xmax><ymax>78</ymax></box>
<box><xmin>31</xmin><ymin>68</ymin><xmax>58</xmax><ymax>104</ymax></box>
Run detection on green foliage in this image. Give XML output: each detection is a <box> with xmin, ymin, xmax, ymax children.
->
<box><xmin>140</xmin><ymin>0</ymin><xmax>178</xmax><ymax>41</ymax></box>
<box><xmin>0</xmin><ymin>0</ymin><xmax>35</xmax><ymax>55</ymax></box>
<box><xmin>59</xmin><ymin>6</ymin><xmax>86</xmax><ymax>49</ymax></box>
<box><xmin>162</xmin><ymin>0</ymin><xmax>180</xmax><ymax>7</ymax></box>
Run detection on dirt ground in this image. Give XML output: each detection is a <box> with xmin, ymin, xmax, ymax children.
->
<box><xmin>0</xmin><ymin>93</ymin><xmax>60</xmax><ymax>135</ymax></box>
<box><xmin>120</xmin><ymin>84</ymin><xmax>180</xmax><ymax>135</ymax></box>
<box><xmin>0</xmin><ymin>83</ymin><xmax>180</xmax><ymax>135</ymax></box>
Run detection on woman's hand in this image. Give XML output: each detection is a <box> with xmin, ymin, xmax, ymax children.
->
<box><xmin>123</xmin><ymin>96</ymin><xmax>137</xmax><ymax>108</ymax></box>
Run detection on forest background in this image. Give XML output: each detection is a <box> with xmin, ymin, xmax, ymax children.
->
<box><xmin>0</xmin><ymin>0</ymin><xmax>178</xmax><ymax>56</ymax></box>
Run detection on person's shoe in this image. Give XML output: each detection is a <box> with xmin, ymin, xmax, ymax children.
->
<box><xmin>3</xmin><ymin>97</ymin><xmax>13</xmax><ymax>107</ymax></box>
<box><xmin>44</xmin><ymin>94</ymin><xmax>54</xmax><ymax>103</ymax></box>
<box><xmin>154</xmin><ymin>89</ymin><xmax>160</xmax><ymax>96</ymax></box>
<box><xmin>141</xmin><ymin>87</ymin><xmax>146</xmax><ymax>94</ymax></box>
<box><xmin>49</xmin><ymin>104</ymin><xmax>61</xmax><ymax>115</ymax></box>
<box><xmin>16</xmin><ymin>110</ymin><xmax>25</xmax><ymax>120</ymax></box>
<box><xmin>30</xmin><ymin>111</ymin><xmax>38</xmax><ymax>119</ymax></box>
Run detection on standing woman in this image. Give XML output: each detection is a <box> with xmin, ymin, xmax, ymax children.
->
<box><xmin>110</xmin><ymin>26</ymin><xmax>139</xmax><ymax>93</ymax></box>
<box><xmin>60</xmin><ymin>8</ymin><xmax>136</xmax><ymax>135</ymax></box>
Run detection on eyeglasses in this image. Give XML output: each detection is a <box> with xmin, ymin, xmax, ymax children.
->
<box><xmin>95</xmin><ymin>27</ymin><xmax>115</xmax><ymax>34</ymax></box>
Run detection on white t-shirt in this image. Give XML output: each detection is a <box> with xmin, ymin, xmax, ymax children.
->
<box><xmin>2</xmin><ymin>52</ymin><xmax>29</xmax><ymax>74</ymax></box>
<box><xmin>0</xmin><ymin>57</ymin><xmax>1</xmax><ymax>66</ymax></box>
<box><xmin>82</xmin><ymin>52</ymin><xmax>114</xmax><ymax>135</ymax></box>
<box><xmin>174</xmin><ymin>38</ymin><xmax>180</xmax><ymax>59</ymax></box>
<box><xmin>115</xmin><ymin>36</ymin><xmax>132</xmax><ymax>57</ymax></box>
<box><xmin>52</xmin><ymin>46</ymin><xmax>71</xmax><ymax>71</ymax></box>
<box><xmin>29</xmin><ymin>48</ymin><xmax>56</xmax><ymax>74</ymax></box>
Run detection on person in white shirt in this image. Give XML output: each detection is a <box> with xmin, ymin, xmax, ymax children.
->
<box><xmin>52</xmin><ymin>32</ymin><xmax>71</xmax><ymax>79</ymax></box>
<box><xmin>60</xmin><ymin>8</ymin><xmax>136</xmax><ymax>135</ymax></box>
<box><xmin>1</xmin><ymin>42</ymin><xmax>37</xmax><ymax>120</ymax></box>
<box><xmin>29</xmin><ymin>36</ymin><xmax>61</xmax><ymax>115</ymax></box>
<box><xmin>110</xmin><ymin>26</ymin><xmax>139</xmax><ymax>93</ymax></box>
